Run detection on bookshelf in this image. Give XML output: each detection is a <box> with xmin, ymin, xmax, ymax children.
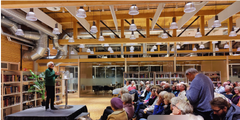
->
<box><xmin>155</xmin><ymin>72</ymin><xmax>171</xmax><ymax>85</ymax></box>
<box><xmin>204</xmin><ymin>71</ymin><xmax>221</xmax><ymax>88</ymax></box>
<box><xmin>1</xmin><ymin>70</ymin><xmax>63</xmax><ymax>119</ymax></box>
<box><xmin>123</xmin><ymin>72</ymin><xmax>154</xmax><ymax>89</ymax></box>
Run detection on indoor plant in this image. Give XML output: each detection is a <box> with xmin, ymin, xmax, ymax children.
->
<box><xmin>28</xmin><ymin>70</ymin><xmax>46</xmax><ymax>106</ymax></box>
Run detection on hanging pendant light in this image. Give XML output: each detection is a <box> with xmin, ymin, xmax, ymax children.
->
<box><xmin>170</xmin><ymin>17</ymin><xmax>178</xmax><ymax>29</ymax></box>
<box><xmin>176</xmin><ymin>44</ymin><xmax>181</xmax><ymax>49</ymax></box>
<box><xmin>86</xmin><ymin>48</ymin><xmax>91</xmax><ymax>52</ymax></box>
<box><xmin>90</xmin><ymin>21</ymin><xmax>98</xmax><ymax>33</ymax></box>
<box><xmin>161</xmin><ymin>31</ymin><xmax>168</xmax><ymax>39</ymax></box>
<box><xmin>129</xmin><ymin>19</ymin><xmax>137</xmax><ymax>31</ymax></box>
<box><xmin>99</xmin><ymin>32</ymin><xmax>105</xmax><ymax>41</ymax></box>
<box><xmin>192</xmin><ymin>46</ymin><xmax>197</xmax><ymax>51</ymax></box>
<box><xmin>68</xmin><ymin>36</ymin><xmax>74</xmax><ymax>42</ymax></box>
<box><xmin>26</xmin><ymin>8</ymin><xmax>37</xmax><ymax>21</ymax></box>
<box><xmin>156</xmin><ymin>43</ymin><xmax>162</xmax><ymax>45</ymax></box>
<box><xmin>153</xmin><ymin>45</ymin><xmax>157</xmax><ymax>50</ymax></box>
<box><xmin>71</xmin><ymin>49</ymin><xmax>75</xmax><ymax>54</ymax></box>
<box><xmin>104</xmin><ymin>44</ymin><xmax>109</xmax><ymax>47</ymax></box>
<box><xmin>237</xmin><ymin>47</ymin><xmax>240</xmax><ymax>51</ymax></box>
<box><xmin>108</xmin><ymin>47</ymin><xmax>112</xmax><ymax>51</ymax></box>
<box><xmin>15</xmin><ymin>25</ymin><xmax>24</xmax><ymax>36</ymax></box>
<box><xmin>130</xmin><ymin>31</ymin><xmax>136</xmax><ymax>40</ymax></box>
<box><xmin>130</xmin><ymin>46</ymin><xmax>134</xmax><ymax>51</ymax></box>
<box><xmin>224</xmin><ymin>43</ymin><xmax>229</xmax><ymax>49</ymax></box>
<box><xmin>212</xmin><ymin>41</ymin><xmax>218</xmax><ymax>44</ymax></box>
<box><xmin>150</xmin><ymin>48</ymin><xmax>154</xmax><ymax>52</ymax></box>
<box><xmin>229</xmin><ymin>27</ymin><xmax>237</xmax><ymax>37</ymax></box>
<box><xmin>171</xmin><ymin>47</ymin><xmax>174</xmax><ymax>51</ymax></box>
<box><xmin>90</xmin><ymin>50</ymin><xmax>94</xmax><ymax>54</ymax></box>
<box><xmin>79</xmin><ymin>44</ymin><xmax>85</xmax><ymax>48</ymax></box>
<box><xmin>52</xmin><ymin>23</ymin><xmax>60</xmax><ymax>34</ymax></box>
<box><xmin>215</xmin><ymin>45</ymin><xmax>219</xmax><ymax>51</ymax></box>
<box><xmin>184</xmin><ymin>2</ymin><xmax>196</xmax><ymax>13</ymax></box>
<box><xmin>129</xmin><ymin>4</ymin><xmax>139</xmax><ymax>15</ymax></box>
<box><xmin>76</xmin><ymin>6</ymin><xmax>87</xmax><ymax>18</ymax></box>
<box><xmin>199</xmin><ymin>43</ymin><xmax>205</xmax><ymax>49</ymax></box>
<box><xmin>212</xmin><ymin>15</ymin><xmax>221</xmax><ymax>28</ymax></box>
<box><xmin>110</xmin><ymin>50</ymin><xmax>114</xmax><ymax>53</ymax></box>
<box><xmin>195</xmin><ymin>28</ymin><xmax>202</xmax><ymax>38</ymax></box>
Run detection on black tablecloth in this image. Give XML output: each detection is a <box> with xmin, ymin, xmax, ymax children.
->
<box><xmin>5</xmin><ymin>105</ymin><xmax>88</xmax><ymax>120</ymax></box>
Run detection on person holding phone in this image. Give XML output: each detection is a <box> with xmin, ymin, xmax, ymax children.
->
<box><xmin>45</xmin><ymin>61</ymin><xmax>59</xmax><ymax>110</ymax></box>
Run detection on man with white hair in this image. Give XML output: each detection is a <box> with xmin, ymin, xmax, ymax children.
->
<box><xmin>45</xmin><ymin>61</ymin><xmax>59</xmax><ymax>110</ymax></box>
<box><xmin>185</xmin><ymin>68</ymin><xmax>214</xmax><ymax>120</ymax></box>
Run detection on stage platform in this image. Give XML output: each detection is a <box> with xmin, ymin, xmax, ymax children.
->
<box><xmin>5</xmin><ymin>105</ymin><xmax>88</xmax><ymax>120</ymax></box>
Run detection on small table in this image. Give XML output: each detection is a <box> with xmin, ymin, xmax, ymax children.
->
<box><xmin>57</xmin><ymin>78</ymin><xmax>73</xmax><ymax>109</ymax></box>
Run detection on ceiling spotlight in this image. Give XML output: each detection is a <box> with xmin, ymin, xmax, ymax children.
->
<box><xmin>229</xmin><ymin>27</ymin><xmax>237</xmax><ymax>37</ymax></box>
<box><xmin>170</xmin><ymin>17</ymin><xmax>178</xmax><ymax>29</ymax></box>
<box><xmin>15</xmin><ymin>25</ymin><xmax>24</xmax><ymax>36</ymax></box>
<box><xmin>237</xmin><ymin>47</ymin><xmax>240</xmax><ymax>51</ymax></box>
<box><xmin>52</xmin><ymin>23</ymin><xmax>60</xmax><ymax>34</ymax></box>
<box><xmin>108</xmin><ymin>47</ymin><xmax>112</xmax><ymax>51</ymax></box>
<box><xmin>199</xmin><ymin>43</ymin><xmax>205</xmax><ymax>49</ymax></box>
<box><xmin>192</xmin><ymin>46</ymin><xmax>197</xmax><ymax>51</ymax></box>
<box><xmin>104</xmin><ymin>44</ymin><xmax>109</xmax><ymax>47</ymax></box>
<box><xmin>129</xmin><ymin>19</ymin><xmax>137</xmax><ymax>31</ymax></box>
<box><xmin>76</xmin><ymin>6</ymin><xmax>87</xmax><ymax>18</ymax></box>
<box><xmin>79</xmin><ymin>44</ymin><xmax>85</xmax><ymax>48</ymax></box>
<box><xmin>150</xmin><ymin>48</ymin><xmax>154</xmax><ymax>52</ymax></box>
<box><xmin>90</xmin><ymin>21</ymin><xmax>98</xmax><ymax>33</ymax></box>
<box><xmin>86</xmin><ymin>48</ymin><xmax>91</xmax><ymax>52</ymax></box>
<box><xmin>130</xmin><ymin>31</ymin><xmax>136</xmax><ymax>40</ymax></box>
<box><xmin>224</xmin><ymin>43</ymin><xmax>229</xmax><ymax>49</ymax></box>
<box><xmin>215</xmin><ymin>46</ymin><xmax>219</xmax><ymax>51</ymax></box>
<box><xmin>176</xmin><ymin>44</ymin><xmax>181</xmax><ymax>49</ymax></box>
<box><xmin>99</xmin><ymin>32</ymin><xmax>105</xmax><ymax>41</ymax></box>
<box><xmin>153</xmin><ymin>45</ymin><xmax>157</xmax><ymax>50</ymax></box>
<box><xmin>129</xmin><ymin>4</ymin><xmax>139</xmax><ymax>15</ymax></box>
<box><xmin>26</xmin><ymin>8</ymin><xmax>37</xmax><ymax>21</ymax></box>
<box><xmin>130</xmin><ymin>46</ymin><xmax>134</xmax><ymax>51</ymax></box>
<box><xmin>184</xmin><ymin>2</ymin><xmax>196</xmax><ymax>13</ymax></box>
<box><xmin>212</xmin><ymin>41</ymin><xmax>218</xmax><ymax>44</ymax></box>
<box><xmin>195</xmin><ymin>28</ymin><xmax>202</xmax><ymax>38</ymax></box>
<box><xmin>161</xmin><ymin>31</ymin><xmax>168</xmax><ymax>39</ymax></box>
<box><xmin>212</xmin><ymin>15</ymin><xmax>221</xmax><ymax>28</ymax></box>
<box><xmin>68</xmin><ymin>36</ymin><xmax>74</xmax><ymax>42</ymax></box>
<box><xmin>156</xmin><ymin>43</ymin><xmax>162</xmax><ymax>45</ymax></box>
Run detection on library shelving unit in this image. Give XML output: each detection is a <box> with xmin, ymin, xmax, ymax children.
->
<box><xmin>154</xmin><ymin>72</ymin><xmax>171</xmax><ymax>85</ymax></box>
<box><xmin>1</xmin><ymin>70</ymin><xmax>22</xmax><ymax>119</ymax></box>
<box><xmin>123</xmin><ymin>72</ymin><xmax>154</xmax><ymax>89</ymax></box>
<box><xmin>55</xmin><ymin>79</ymin><xmax>63</xmax><ymax>104</ymax></box>
<box><xmin>170</xmin><ymin>72</ymin><xmax>187</xmax><ymax>84</ymax></box>
<box><xmin>203</xmin><ymin>71</ymin><xmax>221</xmax><ymax>88</ymax></box>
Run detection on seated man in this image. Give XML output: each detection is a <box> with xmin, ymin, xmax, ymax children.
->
<box><xmin>215</xmin><ymin>82</ymin><xmax>225</xmax><ymax>94</ymax></box>
<box><xmin>170</xmin><ymin>98</ymin><xmax>193</xmax><ymax>115</ymax></box>
<box><xmin>210</xmin><ymin>97</ymin><xmax>240</xmax><ymax>120</ymax></box>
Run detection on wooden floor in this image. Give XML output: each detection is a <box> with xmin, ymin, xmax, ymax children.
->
<box><xmin>60</xmin><ymin>92</ymin><xmax>112</xmax><ymax>120</ymax></box>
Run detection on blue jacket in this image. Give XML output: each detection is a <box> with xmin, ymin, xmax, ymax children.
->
<box><xmin>211</xmin><ymin>104</ymin><xmax>240</xmax><ymax>120</ymax></box>
<box><xmin>153</xmin><ymin>103</ymin><xmax>164</xmax><ymax>115</ymax></box>
<box><xmin>186</xmin><ymin>73</ymin><xmax>214</xmax><ymax>112</ymax></box>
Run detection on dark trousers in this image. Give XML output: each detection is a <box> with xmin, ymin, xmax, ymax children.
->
<box><xmin>46</xmin><ymin>86</ymin><xmax>55</xmax><ymax>109</ymax></box>
<box><xmin>100</xmin><ymin>106</ymin><xmax>113</xmax><ymax>120</ymax></box>
<box><xmin>137</xmin><ymin>109</ymin><xmax>153</xmax><ymax>120</ymax></box>
<box><xmin>193</xmin><ymin>109</ymin><xmax>213</xmax><ymax>120</ymax></box>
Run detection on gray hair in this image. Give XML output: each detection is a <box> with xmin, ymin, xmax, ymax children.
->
<box><xmin>177</xmin><ymin>100</ymin><xmax>193</xmax><ymax>114</ymax></box>
<box><xmin>185</xmin><ymin>68</ymin><xmax>198</xmax><ymax>75</ymax></box>
<box><xmin>47</xmin><ymin>61</ymin><xmax>54</xmax><ymax>67</ymax></box>
<box><xmin>159</xmin><ymin>91</ymin><xmax>167</xmax><ymax>99</ymax></box>
<box><xmin>234</xmin><ymin>87</ymin><xmax>240</xmax><ymax>92</ymax></box>
<box><xmin>170</xmin><ymin>97</ymin><xmax>181</xmax><ymax>106</ymax></box>
<box><xmin>140</xmin><ymin>81</ymin><xmax>145</xmax><ymax>85</ymax></box>
<box><xmin>121</xmin><ymin>93</ymin><xmax>132</xmax><ymax>104</ymax></box>
<box><xmin>225</xmin><ymin>85</ymin><xmax>233</xmax><ymax>92</ymax></box>
<box><xmin>120</xmin><ymin>87</ymin><xmax>128</xmax><ymax>94</ymax></box>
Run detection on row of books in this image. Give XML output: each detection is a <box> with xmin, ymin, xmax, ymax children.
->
<box><xmin>56</xmin><ymin>81</ymin><xmax>61</xmax><ymax>86</ymax></box>
<box><xmin>56</xmin><ymin>88</ymin><xmax>61</xmax><ymax>94</ymax></box>
<box><xmin>3</xmin><ymin>96</ymin><xmax>20</xmax><ymax>107</ymax></box>
<box><xmin>23</xmin><ymin>75</ymin><xmax>35</xmax><ymax>81</ymax></box>
<box><xmin>23</xmin><ymin>93</ymin><xmax>35</xmax><ymax>102</ymax></box>
<box><xmin>4</xmin><ymin>85</ymin><xmax>20</xmax><ymax>94</ymax></box>
<box><xmin>2</xmin><ymin>75</ymin><xmax>20</xmax><ymax>82</ymax></box>
<box><xmin>23</xmin><ymin>85</ymin><xmax>28</xmax><ymax>91</ymax></box>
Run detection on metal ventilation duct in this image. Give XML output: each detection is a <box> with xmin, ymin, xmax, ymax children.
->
<box><xmin>1</xmin><ymin>9</ymin><xmax>67</xmax><ymax>60</ymax></box>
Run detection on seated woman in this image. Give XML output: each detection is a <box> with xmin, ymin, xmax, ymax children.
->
<box><xmin>121</xmin><ymin>93</ymin><xmax>134</xmax><ymax>120</ymax></box>
<box><xmin>231</xmin><ymin>87</ymin><xmax>240</xmax><ymax>104</ymax></box>
<box><xmin>128</xmin><ymin>81</ymin><xmax>136</xmax><ymax>91</ymax></box>
<box><xmin>152</xmin><ymin>91</ymin><xmax>167</xmax><ymax>115</ymax></box>
<box><xmin>107</xmin><ymin>97</ymin><xmax>128</xmax><ymax>120</ymax></box>
<box><xmin>170</xmin><ymin>98</ymin><xmax>193</xmax><ymax>115</ymax></box>
<box><xmin>223</xmin><ymin>85</ymin><xmax>233</xmax><ymax>100</ymax></box>
<box><xmin>161</xmin><ymin>92</ymin><xmax>175</xmax><ymax>115</ymax></box>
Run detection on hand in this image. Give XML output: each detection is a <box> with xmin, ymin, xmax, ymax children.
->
<box><xmin>55</xmin><ymin>72</ymin><xmax>59</xmax><ymax>75</ymax></box>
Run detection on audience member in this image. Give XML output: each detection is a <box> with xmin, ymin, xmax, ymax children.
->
<box><xmin>223</xmin><ymin>82</ymin><xmax>228</xmax><ymax>88</ymax></box>
<box><xmin>152</xmin><ymin>91</ymin><xmax>167</xmax><ymax>115</ymax></box>
<box><xmin>215</xmin><ymin>82</ymin><xmax>225</xmax><ymax>94</ymax></box>
<box><xmin>210</xmin><ymin>97</ymin><xmax>240</xmax><ymax>120</ymax></box>
<box><xmin>121</xmin><ymin>93</ymin><xmax>134</xmax><ymax>120</ymax></box>
<box><xmin>128</xmin><ymin>81</ymin><xmax>136</xmax><ymax>91</ymax></box>
<box><xmin>171</xmin><ymin>85</ymin><xmax>179</xmax><ymax>96</ymax></box>
<box><xmin>185</xmin><ymin>68</ymin><xmax>214</xmax><ymax>120</ymax></box>
<box><xmin>175</xmin><ymin>84</ymin><xmax>181</xmax><ymax>96</ymax></box>
<box><xmin>231</xmin><ymin>87</ymin><xmax>240</xmax><ymax>105</ymax></box>
<box><xmin>124</xmin><ymin>81</ymin><xmax>131</xmax><ymax>89</ymax></box>
<box><xmin>170</xmin><ymin>99</ymin><xmax>193</xmax><ymax>115</ymax></box>
<box><xmin>161</xmin><ymin>92</ymin><xmax>175</xmax><ymax>115</ymax></box>
<box><xmin>214</xmin><ymin>92</ymin><xmax>232</xmax><ymax>104</ymax></box>
<box><xmin>223</xmin><ymin>85</ymin><xmax>233</xmax><ymax>100</ymax></box>
<box><xmin>139</xmin><ymin>85</ymin><xmax>150</xmax><ymax>99</ymax></box>
<box><xmin>178</xmin><ymin>83</ymin><xmax>187</xmax><ymax>99</ymax></box>
<box><xmin>163</xmin><ymin>83</ymin><xmax>171</xmax><ymax>92</ymax></box>
<box><xmin>227</xmin><ymin>80</ymin><xmax>231</xmax><ymax>85</ymax></box>
<box><xmin>107</xmin><ymin>97</ymin><xmax>128</xmax><ymax>120</ymax></box>
<box><xmin>138</xmin><ymin>81</ymin><xmax>145</xmax><ymax>92</ymax></box>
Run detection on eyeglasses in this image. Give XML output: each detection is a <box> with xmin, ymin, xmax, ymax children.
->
<box><xmin>212</xmin><ymin>108</ymin><xmax>222</xmax><ymax>113</ymax></box>
<box><xmin>51</xmin><ymin>64</ymin><xmax>54</xmax><ymax>66</ymax></box>
<box><xmin>186</xmin><ymin>73</ymin><xmax>189</xmax><ymax>75</ymax></box>
<box><xmin>172</xmin><ymin>104</ymin><xmax>185</xmax><ymax>114</ymax></box>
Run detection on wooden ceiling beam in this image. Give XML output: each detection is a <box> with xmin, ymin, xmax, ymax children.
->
<box><xmin>56</xmin><ymin>10</ymin><xmax>227</xmax><ymax>23</ymax></box>
<box><xmin>57</xmin><ymin>35</ymin><xmax>240</xmax><ymax>45</ymax></box>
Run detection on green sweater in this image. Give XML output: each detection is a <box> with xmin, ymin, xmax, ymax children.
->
<box><xmin>45</xmin><ymin>68</ymin><xmax>58</xmax><ymax>86</ymax></box>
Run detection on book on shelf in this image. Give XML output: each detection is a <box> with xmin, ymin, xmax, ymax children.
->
<box><xmin>3</xmin><ymin>75</ymin><xmax>20</xmax><ymax>82</ymax></box>
<box><xmin>56</xmin><ymin>81</ymin><xmax>61</xmax><ymax>86</ymax></box>
<box><xmin>4</xmin><ymin>85</ymin><xmax>20</xmax><ymax>94</ymax></box>
<box><xmin>56</xmin><ymin>88</ymin><xmax>60</xmax><ymax>94</ymax></box>
<box><xmin>3</xmin><ymin>96</ymin><xmax>20</xmax><ymax>107</ymax></box>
